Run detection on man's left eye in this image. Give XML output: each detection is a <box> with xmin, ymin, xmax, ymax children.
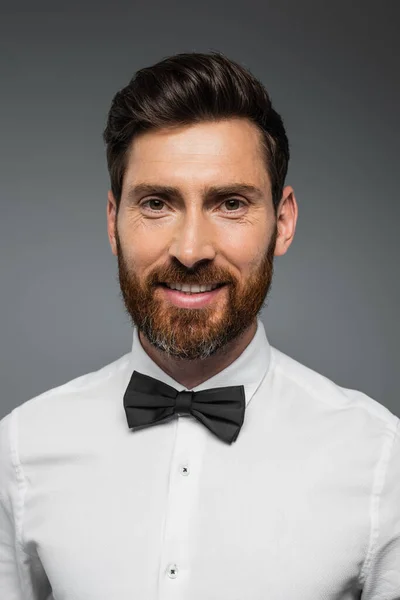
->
<box><xmin>223</xmin><ymin>199</ymin><xmax>246</xmax><ymax>210</ymax></box>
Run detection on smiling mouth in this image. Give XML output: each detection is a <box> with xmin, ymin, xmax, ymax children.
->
<box><xmin>158</xmin><ymin>283</ymin><xmax>226</xmax><ymax>289</ymax></box>
<box><xmin>156</xmin><ymin>283</ymin><xmax>228</xmax><ymax>307</ymax></box>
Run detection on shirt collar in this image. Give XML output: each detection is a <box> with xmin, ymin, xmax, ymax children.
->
<box><xmin>129</xmin><ymin>317</ymin><xmax>272</xmax><ymax>408</ymax></box>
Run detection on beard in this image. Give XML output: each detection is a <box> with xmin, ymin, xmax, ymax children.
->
<box><xmin>115</xmin><ymin>223</ymin><xmax>277</xmax><ymax>361</ymax></box>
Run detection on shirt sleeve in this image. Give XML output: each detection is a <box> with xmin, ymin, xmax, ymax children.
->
<box><xmin>361</xmin><ymin>418</ymin><xmax>400</xmax><ymax>599</ymax></box>
<box><xmin>0</xmin><ymin>409</ymin><xmax>51</xmax><ymax>599</ymax></box>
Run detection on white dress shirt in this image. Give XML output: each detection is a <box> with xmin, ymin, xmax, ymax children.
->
<box><xmin>1</xmin><ymin>317</ymin><xmax>399</xmax><ymax>600</ymax></box>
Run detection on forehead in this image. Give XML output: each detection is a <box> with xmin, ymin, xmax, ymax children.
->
<box><xmin>123</xmin><ymin>118</ymin><xmax>269</xmax><ymax>189</ymax></box>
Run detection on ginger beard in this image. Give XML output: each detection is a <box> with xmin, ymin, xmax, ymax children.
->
<box><xmin>114</xmin><ymin>222</ymin><xmax>278</xmax><ymax>361</ymax></box>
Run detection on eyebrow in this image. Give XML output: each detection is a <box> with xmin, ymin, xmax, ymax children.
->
<box><xmin>125</xmin><ymin>183</ymin><xmax>265</xmax><ymax>203</ymax></box>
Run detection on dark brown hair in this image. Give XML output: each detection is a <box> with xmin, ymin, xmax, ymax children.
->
<box><xmin>103</xmin><ymin>51</ymin><xmax>290</xmax><ymax>213</ymax></box>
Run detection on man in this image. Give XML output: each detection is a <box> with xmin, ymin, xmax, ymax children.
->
<box><xmin>0</xmin><ymin>52</ymin><xmax>399</xmax><ymax>599</ymax></box>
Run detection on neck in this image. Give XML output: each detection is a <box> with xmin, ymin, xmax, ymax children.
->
<box><xmin>139</xmin><ymin>319</ymin><xmax>257</xmax><ymax>390</ymax></box>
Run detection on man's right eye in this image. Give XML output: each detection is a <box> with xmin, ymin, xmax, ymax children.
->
<box><xmin>140</xmin><ymin>199</ymin><xmax>166</xmax><ymax>211</ymax></box>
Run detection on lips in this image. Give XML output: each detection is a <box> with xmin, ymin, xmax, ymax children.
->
<box><xmin>157</xmin><ymin>283</ymin><xmax>227</xmax><ymax>307</ymax></box>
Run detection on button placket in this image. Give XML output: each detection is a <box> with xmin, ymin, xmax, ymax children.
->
<box><xmin>158</xmin><ymin>412</ymin><xmax>207</xmax><ymax>599</ymax></box>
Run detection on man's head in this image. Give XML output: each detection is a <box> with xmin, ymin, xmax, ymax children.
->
<box><xmin>104</xmin><ymin>52</ymin><xmax>297</xmax><ymax>361</ymax></box>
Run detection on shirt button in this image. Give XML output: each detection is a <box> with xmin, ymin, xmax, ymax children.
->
<box><xmin>167</xmin><ymin>563</ymin><xmax>178</xmax><ymax>578</ymax></box>
<box><xmin>179</xmin><ymin>464</ymin><xmax>190</xmax><ymax>476</ymax></box>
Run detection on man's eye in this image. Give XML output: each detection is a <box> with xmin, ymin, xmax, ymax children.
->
<box><xmin>141</xmin><ymin>198</ymin><xmax>165</xmax><ymax>211</ymax></box>
<box><xmin>223</xmin><ymin>198</ymin><xmax>246</xmax><ymax>211</ymax></box>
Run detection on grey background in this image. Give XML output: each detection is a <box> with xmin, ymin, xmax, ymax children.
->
<box><xmin>1</xmin><ymin>1</ymin><xmax>399</xmax><ymax>420</ymax></box>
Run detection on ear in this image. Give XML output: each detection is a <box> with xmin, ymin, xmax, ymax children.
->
<box><xmin>107</xmin><ymin>190</ymin><xmax>118</xmax><ymax>256</ymax></box>
<box><xmin>274</xmin><ymin>185</ymin><xmax>298</xmax><ymax>257</ymax></box>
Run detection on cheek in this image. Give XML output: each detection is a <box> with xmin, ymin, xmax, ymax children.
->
<box><xmin>122</xmin><ymin>240</ymin><xmax>161</xmax><ymax>270</ymax></box>
<box><xmin>222</xmin><ymin>230</ymin><xmax>267</xmax><ymax>263</ymax></box>
<box><xmin>118</xmin><ymin>219</ymin><xmax>166</xmax><ymax>265</ymax></box>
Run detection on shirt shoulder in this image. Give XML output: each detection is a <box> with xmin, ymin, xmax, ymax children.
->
<box><xmin>0</xmin><ymin>350</ymin><xmax>135</xmax><ymax>472</ymax></box>
<box><xmin>269</xmin><ymin>346</ymin><xmax>399</xmax><ymax>432</ymax></box>
<box><xmin>5</xmin><ymin>350</ymin><xmax>132</xmax><ymax>424</ymax></box>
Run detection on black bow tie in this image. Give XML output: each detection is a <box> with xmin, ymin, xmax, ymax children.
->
<box><xmin>123</xmin><ymin>370</ymin><xmax>246</xmax><ymax>444</ymax></box>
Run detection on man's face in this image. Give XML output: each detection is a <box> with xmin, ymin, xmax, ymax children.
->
<box><xmin>108</xmin><ymin>118</ymin><xmax>280</xmax><ymax>361</ymax></box>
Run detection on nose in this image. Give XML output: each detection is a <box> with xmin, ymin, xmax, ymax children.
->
<box><xmin>167</xmin><ymin>209</ymin><xmax>217</xmax><ymax>269</ymax></box>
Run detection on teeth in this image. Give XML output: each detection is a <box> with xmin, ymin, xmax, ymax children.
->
<box><xmin>165</xmin><ymin>283</ymin><xmax>220</xmax><ymax>293</ymax></box>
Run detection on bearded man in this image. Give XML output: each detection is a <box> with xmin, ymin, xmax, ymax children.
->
<box><xmin>1</xmin><ymin>51</ymin><xmax>399</xmax><ymax>600</ymax></box>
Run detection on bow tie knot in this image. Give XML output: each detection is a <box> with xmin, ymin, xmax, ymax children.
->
<box><xmin>123</xmin><ymin>370</ymin><xmax>246</xmax><ymax>444</ymax></box>
<box><xmin>175</xmin><ymin>390</ymin><xmax>193</xmax><ymax>414</ymax></box>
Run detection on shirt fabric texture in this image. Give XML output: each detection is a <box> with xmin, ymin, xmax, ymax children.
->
<box><xmin>0</xmin><ymin>317</ymin><xmax>399</xmax><ymax>600</ymax></box>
